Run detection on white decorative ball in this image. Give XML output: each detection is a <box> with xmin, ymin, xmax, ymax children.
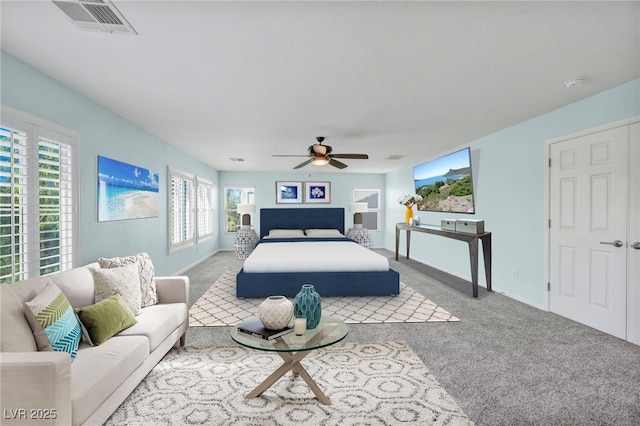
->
<box><xmin>258</xmin><ymin>296</ymin><xmax>294</xmax><ymax>330</ymax></box>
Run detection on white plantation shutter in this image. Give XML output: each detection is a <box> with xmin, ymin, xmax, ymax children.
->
<box><xmin>196</xmin><ymin>177</ymin><xmax>213</xmax><ymax>241</ymax></box>
<box><xmin>0</xmin><ymin>107</ymin><xmax>78</xmax><ymax>283</ymax></box>
<box><xmin>169</xmin><ymin>168</ymin><xmax>195</xmax><ymax>252</ymax></box>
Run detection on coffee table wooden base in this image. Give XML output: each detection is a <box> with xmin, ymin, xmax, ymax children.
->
<box><xmin>245</xmin><ymin>348</ymin><xmax>331</xmax><ymax>405</ymax></box>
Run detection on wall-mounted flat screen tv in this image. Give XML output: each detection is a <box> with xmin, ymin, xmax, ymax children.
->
<box><xmin>413</xmin><ymin>147</ymin><xmax>475</xmax><ymax>214</ymax></box>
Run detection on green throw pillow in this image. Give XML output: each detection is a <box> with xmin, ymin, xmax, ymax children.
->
<box><xmin>76</xmin><ymin>293</ymin><xmax>137</xmax><ymax>345</ymax></box>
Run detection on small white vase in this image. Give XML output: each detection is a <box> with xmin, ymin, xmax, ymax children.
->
<box><xmin>258</xmin><ymin>296</ymin><xmax>294</xmax><ymax>330</ymax></box>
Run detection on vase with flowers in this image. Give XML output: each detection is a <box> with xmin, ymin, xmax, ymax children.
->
<box><xmin>398</xmin><ymin>194</ymin><xmax>423</xmax><ymax>224</ymax></box>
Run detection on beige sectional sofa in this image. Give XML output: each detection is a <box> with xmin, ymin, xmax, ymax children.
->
<box><xmin>0</xmin><ymin>260</ymin><xmax>189</xmax><ymax>426</ymax></box>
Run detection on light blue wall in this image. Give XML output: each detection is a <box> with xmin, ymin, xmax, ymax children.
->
<box><xmin>219</xmin><ymin>171</ymin><xmax>385</xmax><ymax>247</ymax></box>
<box><xmin>385</xmin><ymin>79</ymin><xmax>640</xmax><ymax>306</ymax></box>
<box><xmin>1</xmin><ymin>51</ymin><xmax>220</xmax><ymax>276</ymax></box>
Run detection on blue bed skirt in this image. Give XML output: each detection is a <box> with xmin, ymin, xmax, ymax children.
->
<box><xmin>235</xmin><ymin>268</ymin><xmax>400</xmax><ymax>298</ymax></box>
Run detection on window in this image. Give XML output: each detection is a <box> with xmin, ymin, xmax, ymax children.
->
<box><xmin>196</xmin><ymin>177</ymin><xmax>213</xmax><ymax>241</ymax></box>
<box><xmin>0</xmin><ymin>107</ymin><xmax>78</xmax><ymax>283</ymax></box>
<box><xmin>353</xmin><ymin>189</ymin><xmax>380</xmax><ymax>231</ymax></box>
<box><xmin>225</xmin><ymin>187</ymin><xmax>254</xmax><ymax>232</ymax></box>
<box><xmin>168</xmin><ymin>168</ymin><xmax>195</xmax><ymax>252</ymax></box>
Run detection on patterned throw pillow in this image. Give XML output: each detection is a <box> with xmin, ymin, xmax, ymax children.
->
<box><xmin>24</xmin><ymin>281</ymin><xmax>82</xmax><ymax>361</ymax></box>
<box><xmin>98</xmin><ymin>252</ymin><xmax>158</xmax><ymax>307</ymax></box>
<box><xmin>93</xmin><ymin>263</ymin><xmax>142</xmax><ymax>315</ymax></box>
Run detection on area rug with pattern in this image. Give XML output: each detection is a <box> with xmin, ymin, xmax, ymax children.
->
<box><xmin>189</xmin><ymin>270</ymin><xmax>459</xmax><ymax>326</ymax></box>
<box><xmin>105</xmin><ymin>341</ymin><xmax>473</xmax><ymax>426</ymax></box>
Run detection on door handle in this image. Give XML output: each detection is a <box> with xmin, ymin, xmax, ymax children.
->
<box><xmin>632</xmin><ymin>242</ymin><xmax>640</xmax><ymax>250</ymax></box>
<box><xmin>600</xmin><ymin>240</ymin><xmax>623</xmax><ymax>248</ymax></box>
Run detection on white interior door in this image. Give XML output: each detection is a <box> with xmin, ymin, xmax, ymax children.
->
<box><xmin>627</xmin><ymin>123</ymin><xmax>640</xmax><ymax>345</ymax></box>
<box><xmin>549</xmin><ymin>126</ymin><xmax>628</xmax><ymax>339</ymax></box>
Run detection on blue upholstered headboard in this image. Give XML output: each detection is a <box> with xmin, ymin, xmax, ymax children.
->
<box><xmin>259</xmin><ymin>208</ymin><xmax>345</xmax><ymax>239</ymax></box>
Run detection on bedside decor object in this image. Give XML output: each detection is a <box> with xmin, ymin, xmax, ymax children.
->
<box><xmin>346</xmin><ymin>202</ymin><xmax>371</xmax><ymax>248</ymax></box>
<box><xmin>258</xmin><ymin>296</ymin><xmax>294</xmax><ymax>330</ymax></box>
<box><xmin>234</xmin><ymin>203</ymin><xmax>258</xmax><ymax>259</ymax></box>
<box><xmin>237</xmin><ymin>203</ymin><xmax>256</xmax><ymax>229</ymax></box>
<box><xmin>398</xmin><ymin>194</ymin><xmax>423</xmax><ymax>224</ymax></box>
<box><xmin>294</xmin><ymin>284</ymin><xmax>322</xmax><ymax>329</ymax></box>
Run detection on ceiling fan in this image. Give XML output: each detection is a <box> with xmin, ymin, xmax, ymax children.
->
<box><xmin>273</xmin><ymin>137</ymin><xmax>369</xmax><ymax>169</ymax></box>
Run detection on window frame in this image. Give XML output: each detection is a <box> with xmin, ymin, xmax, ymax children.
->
<box><xmin>353</xmin><ymin>188</ymin><xmax>380</xmax><ymax>232</ymax></box>
<box><xmin>0</xmin><ymin>105</ymin><xmax>80</xmax><ymax>283</ymax></box>
<box><xmin>224</xmin><ymin>186</ymin><xmax>255</xmax><ymax>233</ymax></box>
<box><xmin>168</xmin><ymin>167</ymin><xmax>195</xmax><ymax>253</ymax></box>
<box><xmin>196</xmin><ymin>177</ymin><xmax>213</xmax><ymax>242</ymax></box>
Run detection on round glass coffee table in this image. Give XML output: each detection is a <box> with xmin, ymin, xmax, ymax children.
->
<box><xmin>231</xmin><ymin>316</ymin><xmax>348</xmax><ymax>405</ymax></box>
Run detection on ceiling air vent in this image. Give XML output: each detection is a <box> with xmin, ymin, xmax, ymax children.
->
<box><xmin>52</xmin><ymin>0</ymin><xmax>137</xmax><ymax>35</ymax></box>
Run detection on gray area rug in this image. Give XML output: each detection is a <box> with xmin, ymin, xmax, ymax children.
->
<box><xmin>105</xmin><ymin>341</ymin><xmax>472</xmax><ymax>425</ymax></box>
<box><xmin>189</xmin><ymin>270</ymin><xmax>459</xmax><ymax>326</ymax></box>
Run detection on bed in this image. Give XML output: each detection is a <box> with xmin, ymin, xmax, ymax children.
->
<box><xmin>235</xmin><ymin>207</ymin><xmax>400</xmax><ymax>298</ymax></box>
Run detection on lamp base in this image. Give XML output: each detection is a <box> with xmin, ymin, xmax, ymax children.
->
<box><xmin>346</xmin><ymin>228</ymin><xmax>371</xmax><ymax>248</ymax></box>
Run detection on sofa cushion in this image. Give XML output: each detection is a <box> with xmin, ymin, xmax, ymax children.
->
<box><xmin>0</xmin><ymin>285</ymin><xmax>38</xmax><ymax>352</ymax></box>
<box><xmin>76</xmin><ymin>293</ymin><xmax>137</xmax><ymax>345</ymax></box>
<box><xmin>93</xmin><ymin>263</ymin><xmax>142</xmax><ymax>315</ymax></box>
<box><xmin>24</xmin><ymin>281</ymin><xmax>82</xmax><ymax>361</ymax></box>
<box><xmin>99</xmin><ymin>252</ymin><xmax>158</xmax><ymax>308</ymax></box>
<box><xmin>116</xmin><ymin>303</ymin><xmax>187</xmax><ymax>352</ymax></box>
<box><xmin>71</xmin><ymin>335</ymin><xmax>149</xmax><ymax>425</ymax></box>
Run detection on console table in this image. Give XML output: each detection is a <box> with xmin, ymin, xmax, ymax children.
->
<box><xmin>395</xmin><ymin>223</ymin><xmax>492</xmax><ymax>298</ymax></box>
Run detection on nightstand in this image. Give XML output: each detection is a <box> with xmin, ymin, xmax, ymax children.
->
<box><xmin>346</xmin><ymin>227</ymin><xmax>371</xmax><ymax>248</ymax></box>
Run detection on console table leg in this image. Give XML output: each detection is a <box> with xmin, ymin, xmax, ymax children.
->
<box><xmin>468</xmin><ymin>239</ymin><xmax>479</xmax><ymax>298</ymax></box>
<box><xmin>395</xmin><ymin>227</ymin><xmax>400</xmax><ymax>261</ymax></box>
<box><xmin>406</xmin><ymin>230</ymin><xmax>411</xmax><ymax>259</ymax></box>
<box><xmin>482</xmin><ymin>235</ymin><xmax>492</xmax><ymax>292</ymax></box>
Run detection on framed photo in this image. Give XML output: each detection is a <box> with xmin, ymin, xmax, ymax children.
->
<box><xmin>98</xmin><ymin>155</ymin><xmax>159</xmax><ymax>222</ymax></box>
<box><xmin>276</xmin><ymin>181</ymin><xmax>303</xmax><ymax>204</ymax></box>
<box><xmin>305</xmin><ymin>181</ymin><xmax>331</xmax><ymax>204</ymax></box>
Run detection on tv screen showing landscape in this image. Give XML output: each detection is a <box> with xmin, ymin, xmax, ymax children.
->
<box><xmin>413</xmin><ymin>147</ymin><xmax>475</xmax><ymax>214</ymax></box>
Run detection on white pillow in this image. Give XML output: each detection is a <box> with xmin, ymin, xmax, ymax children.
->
<box><xmin>267</xmin><ymin>229</ymin><xmax>306</xmax><ymax>238</ymax></box>
<box><xmin>93</xmin><ymin>262</ymin><xmax>142</xmax><ymax>315</ymax></box>
<box><xmin>305</xmin><ymin>229</ymin><xmax>345</xmax><ymax>238</ymax></box>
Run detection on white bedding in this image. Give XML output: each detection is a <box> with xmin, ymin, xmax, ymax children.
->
<box><xmin>243</xmin><ymin>241</ymin><xmax>390</xmax><ymax>273</ymax></box>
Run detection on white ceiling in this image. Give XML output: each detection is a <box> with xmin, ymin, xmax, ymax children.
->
<box><xmin>1</xmin><ymin>1</ymin><xmax>639</xmax><ymax>174</ymax></box>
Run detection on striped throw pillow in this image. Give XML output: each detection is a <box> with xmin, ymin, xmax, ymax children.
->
<box><xmin>24</xmin><ymin>281</ymin><xmax>82</xmax><ymax>361</ymax></box>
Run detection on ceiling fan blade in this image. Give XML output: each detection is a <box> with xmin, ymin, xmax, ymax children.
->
<box><xmin>329</xmin><ymin>158</ymin><xmax>348</xmax><ymax>169</ymax></box>
<box><xmin>294</xmin><ymin>159</ymin><xmax>313</xmax><ymax>169</ymax></box>
<box><xmin>330</xmin><ymin>153</ymin><xmax>369</xmax><ymax>159</ymax></box>
<box><xmin>273</xmin><ymin>154</ymin><xmax>311</xmax><ymax>157</ymax></box>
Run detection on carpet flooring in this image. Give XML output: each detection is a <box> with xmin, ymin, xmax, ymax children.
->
<box><xmin>188</xmin><ymin>269</ymin><xmax>459</xmax><ymax>326</ymax></box>
<box><xmin>105</xmin><ymin>341</ymin><xmax>473</xmax><ymax>426</ymax></box>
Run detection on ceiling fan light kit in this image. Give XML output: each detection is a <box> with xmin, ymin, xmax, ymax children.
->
<box><xmin>274</xmin><ymin>136</ymin><xmax>369</xmax><ymax>169</ymax></box>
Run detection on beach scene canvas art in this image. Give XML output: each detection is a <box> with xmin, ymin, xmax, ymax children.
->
<box><xmin>98</xmin><ymin>156</ymin><xmax>159</xmax><ymax>221</ymax></box>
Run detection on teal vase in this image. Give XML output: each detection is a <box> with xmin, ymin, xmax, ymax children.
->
<box><xmin>294</xmin><ymin>284</ymin><xmax>322</xmax><ymax>329</ymax></box>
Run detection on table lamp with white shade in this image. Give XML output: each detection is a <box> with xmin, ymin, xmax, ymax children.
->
<box><xmin>237</xmin><ymin>203</ymin><xmax>256</xmax><ymax>229</ymax></box>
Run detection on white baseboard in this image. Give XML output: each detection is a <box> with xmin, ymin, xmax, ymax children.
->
<box><xmin>404</xmin><ymin>255</ymin><xmax>547</xmax><ymax>311</ymax></box>
<box><xmin>172</xmin><ymin>249</ymin><xmax>224</xmax><ymax>275</ymax></box>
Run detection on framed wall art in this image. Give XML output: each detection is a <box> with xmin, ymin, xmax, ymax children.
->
<box><xmin>98</xmin><ymin>155</ymin><xmax>160</xmax><ymax>222</ymax></box>
<box><xmin>304</xmin><ymin>181</ymin><xmax>331</xmax><ymax>204</ymax></box>
<box><xmin>276</xmin><ymin>181</ymin><xmax>303</xmax><ymax>204</ymax></box>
